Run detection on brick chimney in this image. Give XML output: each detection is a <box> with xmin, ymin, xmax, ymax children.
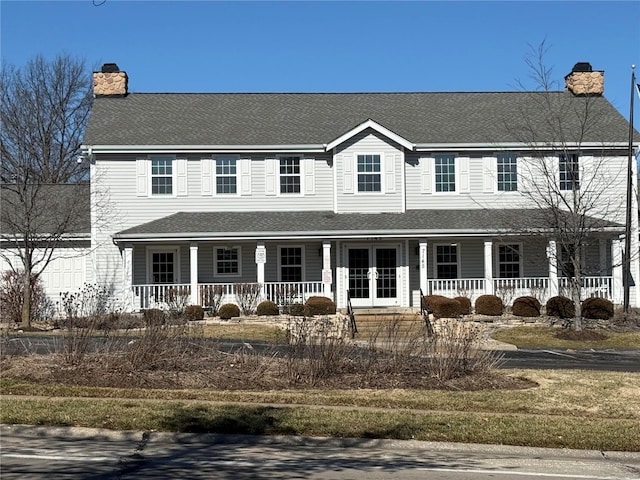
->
<box><xmin>564</xmin><ymin>62</ymin><xmax>604</xmax><ymax>96</ymax></box>
<box><xmin>93</xmin><ymin>63</ymin><xmax>128</xmax><ymax>97</ymax></box>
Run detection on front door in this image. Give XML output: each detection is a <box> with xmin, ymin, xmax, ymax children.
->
<box><xmin>348</xmin><ymin>246</ymin><xmax>399</xmax><ymax>307</ymax></box>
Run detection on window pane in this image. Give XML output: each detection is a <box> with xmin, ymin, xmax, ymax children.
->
<box><xmin>152</xmin><ymin>252</ymin><xmax>174</xmax><ymax>283</ymax></box>
<box><xmin>497</xmin><ymin>154</ymin><xmax>518</xmax><ymax>192</ymax></box>
<box><xmin>151</xmin><ymin>157</ymin><xmax>173</xmax><ymax>195</ymax></box>
<box><xmin>435</xmin><ymin>155</ymin><xmax>456</xmax><ymax>192</ymax></box>
<box><xmin>280</xmin><ymin>157</ymin><xmax>301</xmax><ymax>194</ymax></box>
<box><xmin>498</xmin><ymin>244</ymin><xmax>520</xmax><ymax>278</ymax></box>
<box><xmin>559</xmin><ymin>154</ymin><xmax>580</xmax><ymax>190</ymax></box>
<box><xmin>280</xmin><ymin>247</ymin><xmax>302</xmax><ymax>282</ymax></box>
<box><xmin>216</xmin><ymin>248</ymin><xmax>239</xmax><ymax>275</ymax></box>
<box><xmin>435</xmin><ymin>245</ymin><xmax>458</xmax><ymax>279</ymax></box>
<box><xmin>357</xmin><ymin>154</ymin><xmax>381</xmax><ymax>192</ymax></box>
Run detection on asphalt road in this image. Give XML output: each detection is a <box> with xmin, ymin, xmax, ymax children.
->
<box><xmin>2</xmin><ymin>425</ymin><xmax>640</xmax><ymax>480</ymax></box>
<box><xmin>3</xmin><ymin>335</ymin><xmax>640</xmax><ymax>371</ymax></box>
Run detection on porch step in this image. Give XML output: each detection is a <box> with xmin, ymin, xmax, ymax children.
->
<box><xmin>352</xmin><ymin>309</ymin><xmax>426</xmax><ymax>338</ymax></box>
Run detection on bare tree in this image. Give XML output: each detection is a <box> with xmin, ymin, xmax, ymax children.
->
<box><xmin>499</xmin><ymin>43</ymin><xmax>628</xmax><ymax>331</ymax></box>
<box><xmin>1</xmin><ymin>54</ymin><xmax>93</xmax><ymax>327</ymax></box>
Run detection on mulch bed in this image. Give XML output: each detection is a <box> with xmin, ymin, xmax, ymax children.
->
<box><xmin>554</xmin><ymin>329</ymin><xmax>609</xmax><ymax>341</ymax></box>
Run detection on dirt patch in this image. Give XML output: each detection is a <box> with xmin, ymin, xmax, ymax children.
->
<box><xmin>554</xmin><ymin>329</ymin><xmax>608</xmax><ymax>342</ymax></box>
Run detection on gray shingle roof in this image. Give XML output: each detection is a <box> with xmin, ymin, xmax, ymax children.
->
<box><xmin>114</xmin><ymin>209</ymin><xmax>622</xmax><ymax>240</ymax></box>
<box><xmin>84</xmin><ymin>91</ymin><xmax>635</xmax><ymax>147</ymax></box>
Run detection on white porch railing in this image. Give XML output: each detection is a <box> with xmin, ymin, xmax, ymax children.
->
<box><xmin>196</xmin><ymin>281</ymin><xmax>327</xmax><ymax>309</ymax></box>
<box><xmin>426</xmin><ymin>276</ymin><xmax>613</xmax><ymax>306</ymax></box>
<box><xmin>132</xmin><ymin>284</ymin><xmax>191</xmax><ymax>310</ymax></box>
<box><xmin>426</xmin><ymin>279</ymin><xmax>486</xmax><ymax>303</ymax></box>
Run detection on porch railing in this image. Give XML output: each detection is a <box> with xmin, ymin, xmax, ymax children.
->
<box><xmin>426</xmin><ymin>278</ymin><xmax>486</xmax><ymax>303</ymax></box>
<box><xmin>559</xmin><ymin>276</ymin><xmax>613</xmax><ymax>300</ymax></box>
<box><xmin>132</xmin><ymin>284</ymin><xmax>191</xmax><ymax>310</ymax></box>
<box><xmin>263</xmin><ymin>281</ymin><xmax>325</xmax><ymax>306</ymax></box>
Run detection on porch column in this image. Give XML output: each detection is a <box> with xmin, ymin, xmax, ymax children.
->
<box><xmin>123</xmin><ymin>244</ymin><xmax>133</xmax><ymax>312</ymax></box>
<box><xmin>419</xmin><ymin>239</ymin><xmax>428</xmax><ymax>295</ymax></box>
<box><xmin>255</xmin><ymin>242</ymin><xmax>266</xmax><ymax>299</ymax></box>
<box><xmin>484</xmin><ymin>240</ymin><xmax>493</xmax><ymax>295</ymax></box>
<box><xmin>612</xmin><ymin>237</ymin><xmax>623</xmax><ymax>305</ymax></box>
<box><xmin>322</xmin><ymin>241</ymin><xmax>332</xmax><ymax>297</ymax></box>
<box><xmin>190</xmin><ymin>242</ymin><xmax>199</xmax><ymax>305</ymax></box>
<box><xmin>547</xmin><ymin>240</ymin><xmax>559</xmax><ymax>298</ymax></box>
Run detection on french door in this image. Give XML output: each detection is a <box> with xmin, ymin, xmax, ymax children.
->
<box><xmin>348</xmin><ymin>245</ymin><xmax>399</xmax><ymax>307</ymax></box>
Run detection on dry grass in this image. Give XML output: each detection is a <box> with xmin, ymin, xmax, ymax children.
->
<box><xmin>492</xmin><ymin>326</ymin><xmax>640</xmax><ymax>349</ymax></box>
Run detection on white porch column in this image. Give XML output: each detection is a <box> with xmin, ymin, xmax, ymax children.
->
<box><xmin>419</xmin><ymin>239</ymin><xmax>428</xmax><ymax>295</ymax></box>
<box><xmin>612</xmin><ymin>237</ymin><xmax>623</xmax><ymax>305</ymax></box>
<box><xmin>122</xmin><ymin>244</ymin><xmax>133</xmax><ymax>312</ymax></box>
<box><xmin>255</xmin><ymin>242</ymin><xmax>266</xmax><ymax>299</ymax></box>
<box><xmin>190</xmin><ymin>242</ymin><xmax>199</xmax><ymax>305</ymax></box>
<box><xmin>484</xmin><ymin>240</ymin><xmax>493</xmax><ymax>295</ymax></box>
<box><xmin>322</xmin><ymin>241</ymin><xmax>332</xmax><ymax>297</ymax></box>
<box><xmin>547</xmin><ymin>240</ymin><xmax>559</xmax><ymax>298</ymax></box>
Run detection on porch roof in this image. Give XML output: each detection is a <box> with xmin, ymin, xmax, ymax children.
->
<box><xmin>113</xmin><ymin>209</ymin><xmax>623</xmax><ymax>242</ymax></box>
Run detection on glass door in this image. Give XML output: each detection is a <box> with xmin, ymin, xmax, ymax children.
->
<box><xmin>347</xmin><ymin>246</ymin><xmax>399</xmax><ymax>307</ymax></box>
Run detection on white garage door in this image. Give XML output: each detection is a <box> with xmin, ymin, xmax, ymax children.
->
<box><xmin>40</xmin><ymin>254</ymin><xmax>87</xmax><ymax>304</ymax></box>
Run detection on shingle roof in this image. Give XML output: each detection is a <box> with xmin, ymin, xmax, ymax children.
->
<box><xmin>0</xmin><ymin>183</ymin><xmax>90</xmax><ymax>236</ymax></box>
<box><xmin>114</xmin><ymin>209</ymin><xmax>622</xmax><ymax>240</ymax></box>
<box><xmin>84</xmin><ymin>91</ymin><xmax>636</xmax><ymax>147</ymax></box>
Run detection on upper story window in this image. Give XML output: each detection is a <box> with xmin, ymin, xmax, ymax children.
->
<box><xmin>215</xmin><ymin>247</ymin><xmax>241</xmax><ymax>277</ymax></box>
<box><xmin>435</xmin><ymin>244</ymin><xmax>458</xmax><ymax>279</ymax></box>
<box><xmin>280</xmin><ymin>156</ymin><xmax>301</xmax><ymax>194</ymax></box>
<box><xmin>151</xmin><ymin>157</ymin><xmax>173</xmax><ymax>195</ymax></box>
<box><xmin>498</xmin><ymin>244</ymin><xmax>521</xmax><ymax>278</ymax></box>
<box><xmin>559</xmin><ymin>153</ymin><xmax>580</xmax><ymax>190</ymax></box>
<box><xmin>216</xmin><ymin>157</ymin><xmax>237</xmax><ymax>194</ymax></box>
<box><xmin>435</xmin><ymin>155</ymin><xmax>455</xmax><ymax>192</ymax></box>
<box><xmin>497</xmin><ymin>154</ymin><xmax>518</xmax><ymax>192</ymax></box>
<box><xmin>357</xmin><ymin>154</ymin><xmax>381</xmax><ymax>192</ymax></box>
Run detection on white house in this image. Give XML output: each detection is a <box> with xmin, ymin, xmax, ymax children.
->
<box><xmin>76</xmin><ymin>62</ymin><xmax>639</xmax><ymax>311</ymax></box>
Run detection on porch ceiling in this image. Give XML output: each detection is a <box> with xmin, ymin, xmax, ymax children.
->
<box><xmin>112</xmin><ymin>209</ymin><xmax>623</xmax><ymax>242</ymax></box>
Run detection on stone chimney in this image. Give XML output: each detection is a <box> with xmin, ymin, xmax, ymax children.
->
<box><xmin>93</xmin><ymin>63</ymin><xmax>128</xmax><ymax>97</ymax></box>
<box><xmin>564</xmin><ymin>62</ymin><xmax>604</xmax><ymax>96</ymax></box>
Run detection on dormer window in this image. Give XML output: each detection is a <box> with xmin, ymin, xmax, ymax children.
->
<box><xmin>357</xmin><ymin>154</ymin><xmax>381</xmax><ymax>192</ymax></box>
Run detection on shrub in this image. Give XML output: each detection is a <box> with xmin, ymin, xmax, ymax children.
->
<box><xmin>143</xmin><ymin>308</ymin><xmax>167</xmax><ymax>326</ymax></box>
<box><xmin>235</xmin><ymin>283</ymin><xmax>261</xmax><ymax>315</ymax></box>
<box><xmin>184</xmin><ymin>304</ymin><xmax>205</xmax><ymax>321</ymax></box>
<box><xmin>423</xmin><ymin>295</ymin><xmax>461</xmax><ymax>319</ymax></box>
<box><xmin>512</xmin><ymin>296</ymin><xmax>541</xmax><ymax>317</ymax></box>
<box><xmin>475</xmin><ymin>295</ymin><xmax>504</xmax><ymax>316</ymax></box>
<box><xmin>256</xmin><ymin>300</ymin><xmax>279</xmax><ymax>316</ymax></box>
<box><xmin>582</xmin><ymin>297</ymin><xmax>614</xmax><ymax>320</ymax></box>
<box><xmin>304</xmin><ymin>296</ymin><xmax>336</xmax><ymax>316</ymax></box>
<box><xmin>546</xmin><ymin>296</ymin><xmax>575</xmax><ymax>319</ymax></box>
<box><xmin>0</xmin><ymin>270</ymin><xmax>54</xmax><ymax>323</ymax></box>
<box><xmin>200</xmin><ymin>285</ymin><xmax>224</xmax><ymax>315</ymax></box>
<box><xmin>218</xmin><ymin>303</ymin><xmax>240</xmax><ymax>320</ymax></box>
<box><xmin>286</xmin><ymin>302</ymin><xmax>305</xmax><ymax>316</ymax></box>
<box><xmin>454</xmin><ymin>296</ymin><xmax>472</xmax><ymax>315</ymax></box>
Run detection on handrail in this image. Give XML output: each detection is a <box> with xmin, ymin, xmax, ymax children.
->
<box><xmin>420</xmin><ymin>288</ymin><xmax>435</xmax><ymax>337</ymax></box>
<box><xmin>346</xmin><ymin>289</ymin><xmax>357</xmax><ymax>339</ymax></box>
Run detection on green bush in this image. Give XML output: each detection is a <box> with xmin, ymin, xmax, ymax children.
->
<box><xmin>423</xmin><ymin>295</ymin><xmax>461</xmax><ymax>318</ymax></box>
<box><xmin>454</xmin><ymin>296</ymin><xmax>472</xmax><ymax>315</ymax></box>
<box><xmin>256</xmin><ymin>300</ymin><xmax>279</xmax><ymax>316</ymax></box>
<box><xmin>218</xmin><ymin>303</ymin><xmax>240</xmax><ymax>320</ymax></box>
<box><xmin>304</xmin><ymin>296</ymin><xmax>336</xmax><ymax>316</ymax></box>
<box><xmin>184</xmin><ymin>304</ymin><xmax>204</xmax><ymax>321</ymax></box>
<box><xmin>475</xmin><ymin>295</ymin><xmax>503</xmax><ymax>316</ymax></box>
<box><xmin>512</xmin><ymin>296</ymin><xmax>541</xmax><ymax>317</ymax></box>
<box><xmin>546</xmin><ymin>296</ymin><xmax>575</xmax><ymax>319</ymax></box>
<box><xmin>582</xmin><ymin>297</ymin><xmax>614</xmax><ymax>320</ymax></box>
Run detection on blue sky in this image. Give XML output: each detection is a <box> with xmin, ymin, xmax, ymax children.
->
<box><xmin>1</xmin><ymin>1</ymin><xmax>639</xmax><ymax>120</ymax></box>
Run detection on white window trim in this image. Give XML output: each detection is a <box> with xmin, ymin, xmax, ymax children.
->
<box><xmin>149</xmin><ymin>155</ymin><xmax>177</xmax><ymax>198</ymax></box>
<box><xmin>214</xmin><ymin>246</ymin><xmax>243</xmax><ymax>278</ymax></box>
<box><xmin>433</xmin><ymin>243</ymin><xmax>461</xmax><ymax>279</ymax></box>
<box><xmin>355</xmin><ymin>152</ymin><xmax>385</xmax><ymax>195</ymax></box>
<box><xmin>277</xmin><ymin>155</ymin><xmax>304</xmax><ymax>196</ymax></box>
<box><xmin>277</xmin><ymin>245</ymin><xmax>306</xmax><ymax>282</ymax></box>
<box><xmin>432</xmin><ymin>154</ymin><xmax>459</xmax><ymax>195</ymax></box>
<box><xmin>494</xmin><ymin>242</ymin><xmax>523</xmax><ymax>278</ymax></box>
<box><xmin>496</xmin><ymin>153</ymin><xmax>519</xmax><ymax>193</ymax></box>
<box><xmin>558</xmin><ymin>153</ymin><xmax>581</xmax><ymax>191</ymax></box>
<box><xmin>214</xmin><ymin>155</ymin><xmax>240</xmax><ymax>196</ymax></box>
<box><xmin>146</xmin><ymin>246</ymin><xmax>180</xmax><ymax>284</ymax></box>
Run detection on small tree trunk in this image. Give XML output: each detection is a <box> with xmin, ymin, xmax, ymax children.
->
<box><xmin>21</xmin><ymin>270</ymin><xmax>32</xmax><ymax>328</ymax></box>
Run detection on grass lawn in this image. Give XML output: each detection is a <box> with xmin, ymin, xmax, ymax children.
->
<box><xmin>2</xmin><ymin>369</ymin><xmax>639</xmax><ymax>451</ymax></box>
<box><xmin>492</xmin><ymin>326</ymin><xmax>640</xmax><ymax>349</ymax></box>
